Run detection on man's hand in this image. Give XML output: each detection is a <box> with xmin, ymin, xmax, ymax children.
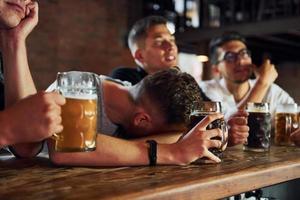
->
<box><xmin>253</xmin><ymin>59</ymin><xmax>278</xmax><ymax>87</ymax></box>
<box><xmin>290</xmin><ymin>129</ymin><xmax>300</xmax><ymax>147</ymax></box>
<box><xmin>4</xmin><ymin>91</ymin><xmax>65</xmax><ymax>145</ymax></box>
<box><xmin>227</xmin><ymin>110</ymin><xmax>249</xmax><ymax>146</ymax></box>
<box><xmin>2</xmin><ymin>1</ymin><xmax>39</xmax><ymax>42</ymax></box>
<box><xmin>173</xmin><ymin>113</ymin><xmax>224</xmax><ymax>165</ymax></box>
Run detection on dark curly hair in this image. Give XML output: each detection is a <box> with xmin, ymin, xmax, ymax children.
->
<box><xmin>136</xmin><ymin>68</ymin><xmax>201</xmax><ymax>125</ymax></box>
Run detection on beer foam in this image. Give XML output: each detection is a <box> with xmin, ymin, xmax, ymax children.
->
<box><xmin>64</xmin><ymin>94</ymin><xmax>97</xmax><ymax>100</ymax></box>
<box><xmin>247</xmin><ymin>108</ymin><xmax>269</xmax><ymax>113</ymax></box>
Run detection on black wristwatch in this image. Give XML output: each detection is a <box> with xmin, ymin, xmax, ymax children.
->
<box><xmin>146</xmin><ymin>140</ymin><xmax>157</xmax><ymax>166</ymax></box>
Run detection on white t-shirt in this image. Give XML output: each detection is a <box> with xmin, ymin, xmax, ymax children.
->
<box><xmin>199</xmin><ymin>78</ymin><xmax>295</xmax><ymax>119</ymax></box>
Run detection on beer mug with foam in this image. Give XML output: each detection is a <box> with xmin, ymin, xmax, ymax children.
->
<box><xmin>54</xmin><ymin>71</ymin><xmax>98</xmax><ymax>152</ymax></box>
<box><xmin>275</xmin><ymin>103</ymin><xmax>298</xmax><ymax>146</ymax></box>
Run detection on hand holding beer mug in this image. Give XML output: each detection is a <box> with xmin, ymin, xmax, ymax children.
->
<box><xmin>275</xmin><ymin>103</ymin><xmax>298</xmax><ymax>146</ymax></box>
<box><xmin>53</xmin><ymin>71</ymin><xmax>98</xmax><ymax>152</ymax></box>
<box><xmin>244</xmin><ymin>103</ymin><xmax>271</xmax><ymax>152</ymax></box>
<box><xmin>188</xmin><ymin>101</ymin><xmax>228</xmax><ymax>162</ymax></box>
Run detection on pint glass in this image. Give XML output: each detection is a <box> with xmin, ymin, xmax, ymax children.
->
<box><xmin>275</xmin><ymin>103</ymin><xmax>298</xmax><ymax>146</ymax></box>
<box><xmin>54</xmin><ymin>71</ymin><xmax>98</xmax><ymax>152</ymax></box>
<box><xmin>244</xmin><ymin>102</ymin><xmax>271</xmax><ymax>152</ymax></box>
<box><xmin>189</xmin><ymin>101</ymin><xmax>228</xmax><ymax>160</ymax></box>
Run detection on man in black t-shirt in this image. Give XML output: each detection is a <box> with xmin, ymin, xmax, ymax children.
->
<box><xmin>110</xmin><ymin>16</ymin><xmax>176</xmax><ymax>83</ymax></box>
<box><xmin>110</xmin><ymin>16</ymin><xmax>211</xmax><ymax>100</ymax></box>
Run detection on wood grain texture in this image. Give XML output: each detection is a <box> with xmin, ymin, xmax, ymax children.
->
<box><xmin>1</xmin><ymin>145</ymin><xmax>300</xmax><ymax>200</ymax></box>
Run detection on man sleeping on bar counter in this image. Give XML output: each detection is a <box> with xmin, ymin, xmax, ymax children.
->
<box><xmin>46</xmin><ymin>68</ymin><xmax>229</xmax><ymax>166</ymax></box>
<box><xmin>12</xmin><ymin>67</ymin><xmax>248</xmax><ymax>166</ymax></box>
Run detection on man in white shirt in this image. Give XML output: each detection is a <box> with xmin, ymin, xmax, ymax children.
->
<box><xmin>200</xmin><ymin>32</ymin><xmax>294</xmax><ymax>119</ymax></box>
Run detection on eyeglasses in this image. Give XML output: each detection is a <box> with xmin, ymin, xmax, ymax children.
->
<box><xmin>217</xmin><ymin>49</ymin><xmax>251</xmax><ymax>64</ymax></box>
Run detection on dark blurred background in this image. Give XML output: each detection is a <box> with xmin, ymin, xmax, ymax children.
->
<box><xmin>28</xmin><ymin>0</ymin><xmax>300</xmax><ymax>102</ymax></box>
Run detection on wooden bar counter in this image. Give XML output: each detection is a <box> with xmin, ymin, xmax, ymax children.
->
<box><xmin>1</xmin><ymin>145</ymin><xmax>300</xmax><ymax>200</ymax></box>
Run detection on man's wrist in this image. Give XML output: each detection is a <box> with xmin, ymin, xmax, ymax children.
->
<box><xmin>256</xmin><ymin>76</ymin><xmax>272</xmax><ymax>88</ymax></box>
<box><xmin>2</xmin><ymin>37</ymin><xmax>25</xmax><ymax>52</ymax></box>
<box><xmin>156</xmin><ymin>143</ymin><xmax>183</xmax><ymax>165</ymax></box>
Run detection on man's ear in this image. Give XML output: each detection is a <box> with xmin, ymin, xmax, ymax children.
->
<box><xmin>134</xmin><ymin>49</ymin><xmax>144</xmax><ymax>64</ymax></box>
<box><xmin>211</xmin><ymin>64</ymin><xmax>221</xmax><ymax>78</ymax></box>
<box><xmin>133</xmin><ymin>112</ymin><xmax>151</xmax><ymax>129</ymax></box>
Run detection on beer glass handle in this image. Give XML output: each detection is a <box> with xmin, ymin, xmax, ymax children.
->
<box><xmin>51</xmin><ymin>133</ymin><xmax>59</xmax><ymax>141</ymax></box>
<box><xmin>286</xmin><ymin>115</ymin><xmax>292</xmax><ymax>134</ymax></box>
<box><xmin>221</xmin><ymin>120</ymin><xmax>228</xmax><ymax>151</ymax></box>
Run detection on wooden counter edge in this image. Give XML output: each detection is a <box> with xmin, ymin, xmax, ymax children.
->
<box><xmin>109</xmin><ymin>160</ymin><xmax>300</xmax><ymax>200</ymax></box>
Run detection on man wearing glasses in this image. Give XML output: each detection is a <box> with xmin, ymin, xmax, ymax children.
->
<box><xmin>200</xmin><ymin>32</ymin><xmax>294</xmax><ymax>119</ymax></box>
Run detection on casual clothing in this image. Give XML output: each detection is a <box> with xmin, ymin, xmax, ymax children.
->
<box><xmin>110</xmin><ymin>66</ymin><xmax>147</xmax><ymax>85</ymax></box>
<box><xmin>110</xmin><ymin>66</ymin><xmax>211</xmax><ymax>101</ymax></box>
<box><xmin>199</xmin><ymin>78</ymin><xmax>295</xmax><ymax>118</ymax></box>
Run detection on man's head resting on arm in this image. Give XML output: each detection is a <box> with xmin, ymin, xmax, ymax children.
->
<box><xmin>124</xmin><ymin>67</ymin><xmax>201</xmax><ymax>138</ymax></box>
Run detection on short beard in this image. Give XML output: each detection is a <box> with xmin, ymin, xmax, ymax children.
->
<box><xmin>233</xmin><ymin>79</ymin><xmax>249</xmax><ymax>84</ymax></box>
<box><xmin>232</xmin><ymin>72</ymin><xmax>252</xmax><ymax>84</ymax></box>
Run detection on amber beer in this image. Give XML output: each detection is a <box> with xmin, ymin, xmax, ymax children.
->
<box><xmin>275</xmin><ymin>103</ymin><xmax>298</xmax><ymax>146</ymax></box>
<box><xmin>244</xmin><ymin>103</ymin><xmax>271</xmax><ymax>152</ymax></box>
<box><xmin>54</xmin><ymin>71</ymin><xmax>98</xmax><ymax>152</ymax></box>
<box><xmin>188</xmin><ymin>101</ymin><xmax>228</xmax><ymax>159</ymax></box>
<box><xmin>55</xmin><ymin>96</ymin><xmax>97</xmax><ymax>152</ymax></box>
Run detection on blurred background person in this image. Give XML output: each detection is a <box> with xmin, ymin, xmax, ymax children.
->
<box><xmin>200</xmin><ymin>32</ymin><xmax>294</xmax><ymax>119</ymax></box>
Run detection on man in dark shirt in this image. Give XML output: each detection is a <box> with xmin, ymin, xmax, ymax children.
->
<box><xmin>110</xmin><ymin>16</ymin><xmax>176</xmax><ymax>83</ymax></box>
<box><xmin>111</xmin><ymin>66</ymin><xmax>147</xmax><ymax>85</ymax></box>
<box><xmin>111</xmin><ymin>16</ymin><xmax>210</xmax><ymax>100</ymax></box>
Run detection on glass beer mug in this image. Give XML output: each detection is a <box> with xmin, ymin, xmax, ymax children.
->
<box><xmin>244</xmin><ymin>102</ymin><xmax>271</xmax><ymax>152</ymax></box>
<box><xmin>53</xmin><ymin>71</ymin><xmax>98</xmax><ymax>152</ymax></box>
<box><xmin>275</xmin><ymin>103</ymin><xmax>298</xmax><ymax>146</ymax></box>
<box><xmin>189</xmin><ymin>101</ymin><xmax>228</xmax><ymax>161</ymax></box>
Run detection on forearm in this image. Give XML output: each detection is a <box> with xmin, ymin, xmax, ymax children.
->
<box><xmin>237</xmin><ymin>80</ymin><xmax>270</xmax><ymax>110</ymax></box>
<box><xmin>132</xmin><ymin>132</ymin><xmax>182</xmax><ymax>144</ymax></box>
<box><xmin>49</xmin><ymin>135</ymin><xmax>148</xmax><ymax>166</ymax></box>
<box><xmin>2</xmin><ymin>38</ymin><xmax>36</xmax><ymax>106</ymax></box>
<box><xmin>49</xmin><ymin>134</ymin><xmax>179</xmax><ymax>167</ymax></box>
